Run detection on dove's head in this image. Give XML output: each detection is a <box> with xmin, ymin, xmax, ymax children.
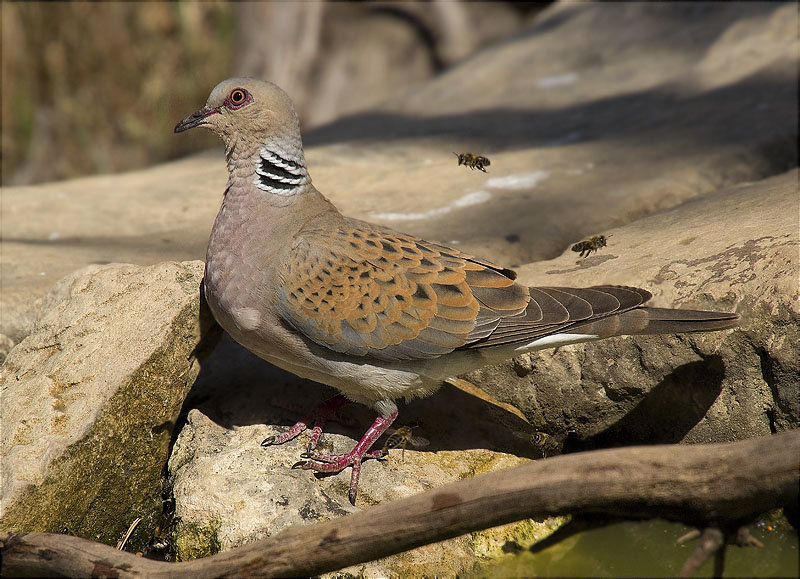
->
<box><xmin>175</xmin><ymin>78</ymin><xmax>301</xmax><ymax>151</ymax></box>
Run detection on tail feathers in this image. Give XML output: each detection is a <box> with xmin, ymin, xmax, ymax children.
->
<box><xmin>570</xmin><ymin>307</ymin><xmax>740</xmax><ymax>338</ymax></box>
<box><xmin>463</xmin><ymin>284</ymin><xmax>740</xmax><ymax>351</ymax></box>
<box><xmin>629</xmin><ymin>307</ymin><xmax>740</xmax><ymax>334</ymax></box>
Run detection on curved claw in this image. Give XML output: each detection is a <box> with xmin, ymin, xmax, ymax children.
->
<box><xmin>261</xmin><ymin>435</ymin><xmax>280</xmax><ymax>447</ymax></box>
<box><xmin>292</xmin><ymin>460</ymin><xmax>311</xmax><ymax>470</ymax></box>
<box><xmin>262</xmin><ymin>425</ymin><xmax>307</xmax><ymax>447</ymax></box>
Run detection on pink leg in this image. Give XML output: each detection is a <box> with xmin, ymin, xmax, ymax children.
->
<box><xmin>261</xmin><ymin>394</ymin><xmax>351</xmax><ymax>452</ymax></box>
<box><xmin>294</xmin><ymin>409</ymin><xmax>398</xmax><ymax>505</ymax></box>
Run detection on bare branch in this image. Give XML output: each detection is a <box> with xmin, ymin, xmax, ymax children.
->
<box><xmin>2</xmin><ymin>431</ymin><xmax>797</xmax><ymax>578</ymax></box>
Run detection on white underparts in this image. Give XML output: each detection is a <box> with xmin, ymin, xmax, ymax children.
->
<box><xmin>254</xmin><ymin>147</ymin><xmax>309</xmax><ymax>195</ymax></box>
<box><xmin>513</xmin><ymin>332</ymin><xmax>600</xmax><ymax>353</ymax></box>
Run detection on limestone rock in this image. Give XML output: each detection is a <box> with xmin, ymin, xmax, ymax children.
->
<box><xmin>465</xmin><ymin>169</ymin><xmax>799</xmax><ymax>451</ymax></box>
<box><xmin>0</xmin><ymin>261</ymin><xmax>211</xmax><ymax>552</ymax></box>
<box><xmin>0</xmin><ymin>334</ymin><xmax>15</xmax><ymax>366</ymax></box>
<box><xmin>1</xmin><ymin>159</ymin><xmax>224</xmax><ymax>344</ymax></box>
<box><xmin>168</xmin><ymin>332</ymin><xmax>546</xmax><ymax>576</ymax></box>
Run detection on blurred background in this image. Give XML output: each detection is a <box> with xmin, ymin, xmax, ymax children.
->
<box><xmin>1</xmin><ymin>1</ymin><xmax>550</xmax><ymax>186</ymax></box>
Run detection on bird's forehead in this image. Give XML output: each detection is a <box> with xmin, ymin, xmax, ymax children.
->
<box><xmin>206</xmin><ymin>77</ymin><xmax>286</xmax><ymax>108</ymax></box>
<box><xmin>206</xmin><ymin>77</ymin><xmax>253</xmax><ymax>105</ymax></box>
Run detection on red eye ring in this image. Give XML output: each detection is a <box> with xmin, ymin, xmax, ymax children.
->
<box><xmin>226</xmin><ymin>88</ymin><xmax>250</xmax><ymax>109</ymax></box>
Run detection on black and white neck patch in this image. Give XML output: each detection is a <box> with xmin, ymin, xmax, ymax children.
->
<box><xmin>255</xmin><ymin>147</ymin><xmax>309</xmax><ymax>195</ymax></box>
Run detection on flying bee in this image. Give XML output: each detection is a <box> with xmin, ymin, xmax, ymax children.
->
<box><xmin>381</xmin><ymin>425</ymin><xmax>430</xmax><ymax>462</ymax></box>
<box><xmin>571</xmin><ymin>235</ymin><xmax>609</xmax><ymax>258</ymax></box>
<box><xmin>454</xmin><ymin>152</ymin><xmax>491</xmax><ymax>172</ymax></box>
<box><xmin>512</xmin><ymin>429</ymin><xmax>552</xmax><ymax>458</ymax></box>
<box><xmin>531</xmin><ymin>431</ymin><xmax>550</xmax><ymax>448</ymax></box>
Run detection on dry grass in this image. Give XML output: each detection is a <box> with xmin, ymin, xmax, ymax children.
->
<box><xmin>2</xmin><ymin>2</ymin><xmax>233</xmax><ymax>185</ymax></box>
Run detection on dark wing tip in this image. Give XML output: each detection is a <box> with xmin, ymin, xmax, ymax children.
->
<box><xmin>500</xmin><ymin>267</ymin><xmax>517</xmax><ymax>280</ymax></box>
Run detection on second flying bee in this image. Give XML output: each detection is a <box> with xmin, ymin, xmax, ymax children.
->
<box><xmin>454</xmin><ymin>152</ymin><xmax>491</xmax><ymax>172</ymax></box>
<box><xmin>572</xmin><ymin>235</ymin><xmax>608</xmax><ymax>258</ymax></box>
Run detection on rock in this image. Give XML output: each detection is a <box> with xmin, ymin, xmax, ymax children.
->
<box><xmin>3</xmin><ymin>2</ymin><xmax>796</xmax><ymax>345</ymax></box>
<box><xmin>466</xmin><ymin>169</ymin><xmax>799</xmax><ymax>450</ymax></box>
<box><xmin>0</xmin><ymin>261</ymin><xmax>212</xmax><ymax>552</ymax></box>
<box><xmin>1</xmin><ymin>158</ymin><xmax>224</xmax><ymax>344</ymax></box>
<box><xmin>167</xmin><ymin>332</ymin><xmax>548</xmax><ymax>576</ymax></box>
<box><xmin>0</xmin><ymin>334</ymin><xmax>15</xmax><ymax>366</ymax></box>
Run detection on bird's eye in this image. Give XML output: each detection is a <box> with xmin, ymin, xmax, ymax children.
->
<box><xmin>230</xmin><ymin>89</ymin><xmax>246</xmax><ymax>104</ymax></box>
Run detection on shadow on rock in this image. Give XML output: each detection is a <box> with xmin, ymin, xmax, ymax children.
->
<box><xmin>306</xmin><ymin>74</ymin><xmax>797</xmax><ymax>179</ymax></box>
<box><xmin>175</xmin><ymin>331</ymin><xmax>540</xmax><ymax>461</ymax></box>
<box><xmin>566</xmin><ymin>356</ymin><xmax>726</xmax><ymax>453</ymax></box>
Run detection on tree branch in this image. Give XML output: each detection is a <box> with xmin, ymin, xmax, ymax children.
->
<box><xmin>2</xmin><ymin>431</ymin><xmax>797</xmax><ymax>578</ymax></box>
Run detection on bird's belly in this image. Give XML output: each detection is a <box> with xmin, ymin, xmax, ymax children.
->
<box><xmin>254</xmin><ymin>337</ymin><xmax>440</xmax><ymax>407</ymax></box>
<box><xmin>204</xmin><ymin>259</ymin><xmax>439</xmax><ymax>406</ymax></box>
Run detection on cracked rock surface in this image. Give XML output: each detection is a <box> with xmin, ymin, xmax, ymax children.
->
<box><xmin>470</xmin><ymin>171</ymin><xmax>799</xmax><ymax>452</ymax></box>
<box><xmin>0</xmin><ymin>261</ymin><xmax>209</xmax><ymax>551</ymax></box>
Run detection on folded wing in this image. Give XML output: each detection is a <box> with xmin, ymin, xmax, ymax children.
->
<box><xmin>277</xmin><ymin>224</ymin><xmax>528</xmax><ymax>360</ymax></box>
<box><xmin>278</xmin><ymin>226</ymin><xmax>738</xmax><ymax>361</ymax></box>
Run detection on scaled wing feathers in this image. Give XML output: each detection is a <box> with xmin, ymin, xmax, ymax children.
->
<box><xmin>277</xmin><ymin>224</ymin><xmax>528</xmax><ymax>361</ymax></box>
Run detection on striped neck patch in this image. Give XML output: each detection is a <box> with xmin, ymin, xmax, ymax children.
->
<box><xmin>254</xmin><ymin>148</ymin><xmax>309</xmax><ymax>195</ymax></box>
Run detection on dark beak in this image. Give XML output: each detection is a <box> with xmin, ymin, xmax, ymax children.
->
<box><xmin>174</xmin><ymin>107</ymin><xmax>219</xmax><ymax>133</ymax></box>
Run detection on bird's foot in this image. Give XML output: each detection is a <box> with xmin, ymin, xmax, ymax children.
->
<box><xmin>261</xmin><ymin>394</ymin><xmax>351</xmax><ymax>449</ymax></box>
<box><xmin>293</xmin><ymin>410</ymin><xmax>397</xmax><ymax>504</ymax></box>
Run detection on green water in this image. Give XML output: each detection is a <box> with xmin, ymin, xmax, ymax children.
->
<box><xmin>468</xmin><ymin>519</ymin><xmax>798</xmax><ymax>578</ymax></box>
